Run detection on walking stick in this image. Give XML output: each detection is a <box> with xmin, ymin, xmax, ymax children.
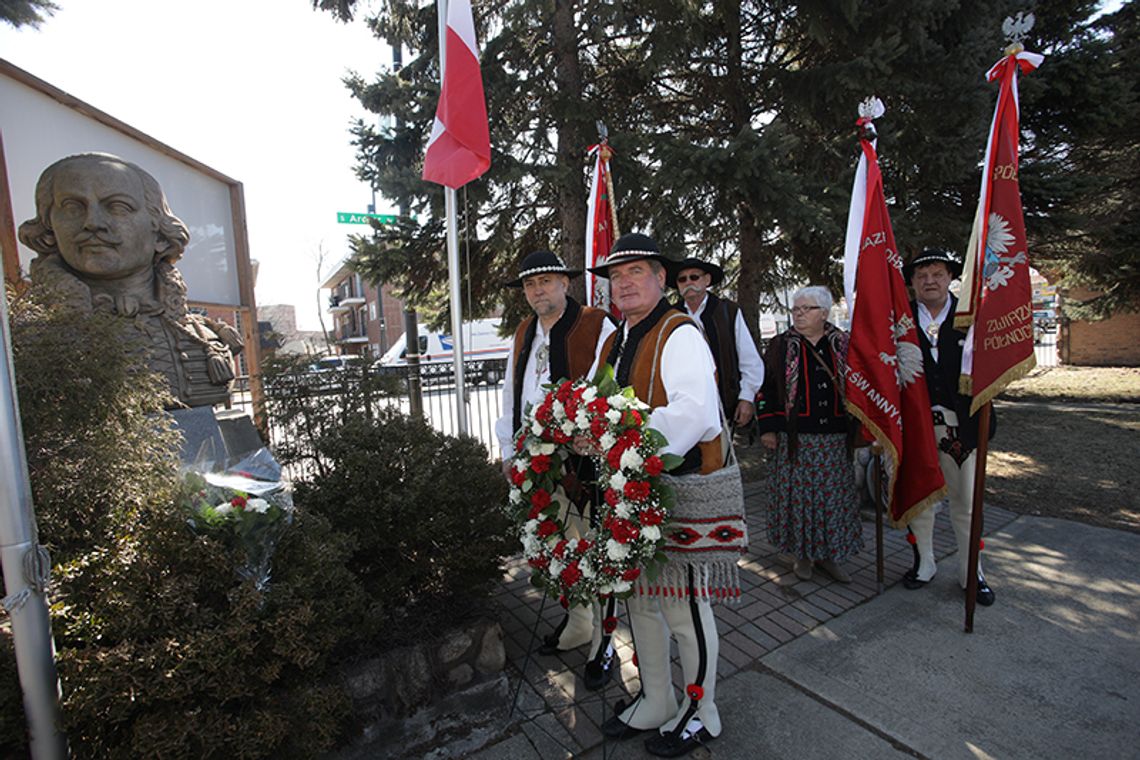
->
<box><xmin>871</xmin><ymin>442</ymin><xmax>885</xmax><ymax>594</ymax></box>
<box><xmin>964</xmin><ymin>403</ymin><xmax>992</xmax><ymax>633</ymax></box>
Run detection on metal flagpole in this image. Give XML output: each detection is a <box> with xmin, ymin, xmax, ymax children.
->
<box><xmin>0</xmin><ymin>291</ymin><xmax>67</xmax><ymax>758</ymax></box>
<box><xmin>437</xmin><ymin>0</ymin><xmax>468</xmax><ymax>436</ymax></box>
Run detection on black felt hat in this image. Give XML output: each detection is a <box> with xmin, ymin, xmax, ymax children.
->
<box><xmin>587</xmin><ymin>232</ymin><xmax>672</xmax><ymax>279</ymax></box>
<box><xmin>670</xmin><ymin>257</ymin><xmax>725</xmax><ymax>289</ymax></box>
<box><xmin>505</xmin><ymin>250</ymin><xmax>581</xmax><ymax>288</ymax></box>
<box><xmin>904</xmin><ymin>248</ymin><xmax>963</xmax><ymax>280</ymax></box>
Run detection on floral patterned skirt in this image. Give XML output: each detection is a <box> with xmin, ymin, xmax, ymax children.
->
<box><xmin>766</xmin><ymin>432</ymin><xmax>863</xmax><ymax>563</ymax></box>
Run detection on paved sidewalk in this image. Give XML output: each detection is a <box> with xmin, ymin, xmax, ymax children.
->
<box><xmin>473</xmin><ymin>479</ymin><xmax>1060</xmax><ymax>758</ymax></box>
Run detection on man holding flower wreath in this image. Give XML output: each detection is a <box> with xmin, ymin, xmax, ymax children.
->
<box><xmin>587</xmin><ymin>233</ymin><xmax>742</xmax><ymax>758</ymax></box>
<box><xmin>495</xmin><ymin>250</ymin><xmax>617</xmax><ymax>665</ymax></box>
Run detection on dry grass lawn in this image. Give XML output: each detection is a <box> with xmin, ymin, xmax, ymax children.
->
<box><xmin>739</xmin><ymin>366</ymin><xmax>1140</xmax><ymax>534</ymax></box>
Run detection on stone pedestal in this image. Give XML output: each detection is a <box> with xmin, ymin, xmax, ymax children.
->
<box><xmin>169</xmin><ymin>408</ymin><xmax>271</xmax><ymax>474</ymax></box>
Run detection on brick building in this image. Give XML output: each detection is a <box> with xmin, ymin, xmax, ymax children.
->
<box><xmin>1062</xmin><ymin>287</ymin><xmax>1140</xmax><ymax>367</ymax></box>
<box><xmin>320</xmin><ymin>260</ymin><xmax>405</xmax><ymax>359</ymax></box>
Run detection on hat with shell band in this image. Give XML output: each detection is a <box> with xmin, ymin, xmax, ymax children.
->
<box><xmin>903</xmin><ymin>248</ymin><xmax>963</xmax><ymax>280</ymax></box>
<box><xmin>505</xmin><ymin>250</ymin><xmax>582</xmax><ymax>288</ymax></box>
<box><xmin>587</xmin><ymin>232</ymin><xmax>673</xmax><ymax>279</ymax></box>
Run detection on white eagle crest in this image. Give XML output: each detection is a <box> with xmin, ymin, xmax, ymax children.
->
<box><xmin>879</xmin><ymin>314</ymin><xmax>924</xmax><ymax>388</ymax></box>
<box><xmin>984</xmin><ymin>212</ymin><xmax>1027</xmax><ymax>291</ymax></box>
<box><xmin>1002</xmin><ymin>12</ymin><xmax>1035</xmax><ymax>45</ymax></box>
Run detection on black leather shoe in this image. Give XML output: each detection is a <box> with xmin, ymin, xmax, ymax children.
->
<box><xmin>583</xmin><ymin>651</ymin><xmax>618</xmax><ymax>691</ymax></box>
<box><xmin>536</xmin><ymin>633</ymin><xmax>561</xmax><ymax>656</ymax></box>
<box><xmin>902</xmin><ymin>569</ymin><xmax>933</xmax><ymax>590</ymax></box>
<box><xmin>644</xmin><ymin>727</ymin><xmax>713</xmax><ymax>757</ymax></box>
<box><xmin>601</xmin><ymin>700</ymin><xmax>647</xmax><ymax>740</ymax></box>
<box><xmin>974</xmin><ymin>579</ymin><xmax>996</xmax><ymax>606</ymax></box>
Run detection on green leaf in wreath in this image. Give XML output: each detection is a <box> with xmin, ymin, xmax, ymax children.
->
<box><xmin>660</xmin><ymin>453</ymin><xmax>686</xmax><ymax>472</ymax></box>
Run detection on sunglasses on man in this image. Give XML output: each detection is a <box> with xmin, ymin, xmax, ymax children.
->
<box><xmin>677</xmin><ymin>273</ymin><xmax>706</xmax><ymax>283</ymax></box>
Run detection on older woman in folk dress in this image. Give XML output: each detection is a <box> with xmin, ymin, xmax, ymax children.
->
<box><xmin>756</xmin><ymin>286</ymin><xmax>863</xmax><ymax>582</ymax></box>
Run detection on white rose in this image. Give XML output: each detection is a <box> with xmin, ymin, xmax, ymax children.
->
<box><xmin>606</xmin><ymin>409</ymin><xmax>622</xmax><ymax>424</ymax></box>
<box><xmin>580</xmin><ymin>560</ymin><xmax>596</xmax><ymax>579</ymax></box>
<box><xmin>552</xmin><ymin>400</ymin><xmax>566</xmax><ymax>419</ymax></box>
<box><xmin>539</xmin><ymin>443</ymin><xmax>555</xmax><ymax>455</ymax></box>
<box><xmin>548</xmin><ymin>558</ymin><xmax>565</xmax><ymax>577</ymax></box>
<box><xmin>214</xmin><ymin>503</ymin><xmax>234</xmax><ymax>517</ymax></box>
<box><xmin>599</xmin><ymin>432</ymin><xmax>616</xmax><ymax>452</ymax></box>
<box><xmin>641</xmin><ymin>525</ymin><xmax>661</xmax><ymax>542</ymax></box>
<box><xmin>561</xmin><ymin>420</ymin><xmax>575</xmax><ymax>435</ymax></box>
<box><xmin>509</xmin><ymin>488</ymin><xmax>523</xmax><ymax>504</ymax></box>
<box><xmin>523</xmin><ymin>518</ymin><xmax>539</xmax><ymax>535</ymax></box>
<box><xmin>607</xmin><ymin>394</ymin><xmax>626</xmax><ymax>409</ymax></box>
<box><xmin>575</xmin><ymin>410</ymin><xmax>589</xmax><ymax>428</ymax></box>
<box><xmin>247</xmin><ymin>498</ymin><xmax>271</xmax><ymax>514</ymax></box>
<box><xmin>614</xmin><ymin>502</ymin><xmax>632</xmax><ymax>519</ymax></box>
<box><xmin>582</xmin><ymin>386</ymin><xmax>597</xmax><ymax>402</ymax></box>
<box><xmin>514</xmin><ymin>457</ymin><xmax>529</xmax><ymax>471</ymax></box>
<box><xmin>619</xmin><ymin>448</ymin><xmax>644</xmax><ymax>470</ymax></box>
<box><xmin>612</xmin><ymin>579</ymin><xmax>632</xmax><ymax>594</ymax></box>
<box><xmin>531</xmin><ymin>421</ymin><xmax>544</xmax><ymax>435</ymax></box>
<box><xmin>606</xmin><ymin>539</ymin><xmax>631</xmax><ymax>561</ymax></box>
<box><xmin>610</xmin><ymin>471</ymin><xmax>627</xmax><ymax>491</ymax></box>
<box><xmin>522</xmin><ymin>535</ymin><xmax>541</xmax><ymax>556</ymax></box>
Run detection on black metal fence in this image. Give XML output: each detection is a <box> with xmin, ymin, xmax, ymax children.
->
<box><xmin>228</xmin><ymin>359</ymin><xmax>510</xmax><ymax>479</ymax></box>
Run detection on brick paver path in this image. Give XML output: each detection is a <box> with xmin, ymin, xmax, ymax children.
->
<box><xmin>490</xmin><ymin>477</ymin><xmax>1018</xmax><ymax>758</ymax></box>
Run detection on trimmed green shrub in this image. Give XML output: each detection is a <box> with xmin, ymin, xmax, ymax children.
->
<box><xmin>293</xmin><ymin>408</ymin><xmax>512</xmax><ymax>647</ymax></box>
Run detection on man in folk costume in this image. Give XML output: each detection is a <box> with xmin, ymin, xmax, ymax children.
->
<box><xmin>904</xmin><ymin>248</ymin><xmax>997</xmax><ymax>606</ymax></box>
<box><xmin>670</xmin><ymin>257</ymin><xmax>765</xmax><ymax>429</ymax></box>
<box><xmin>495</xmin><ymin>250</ymin><xmax>617</xmax><ymax>667</ymax></box>
<box><xmin>588</xmin><ymin>233</ymin><xmax>739</xmax><ymax>758</ymax></box>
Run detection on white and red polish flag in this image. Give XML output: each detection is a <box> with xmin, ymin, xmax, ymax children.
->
<box><xmin>422</xmin><ymin>0</ymin><xmax>491</xmax><ymax>188</ymax></box>
<box><xmin>843</xmin><ymin>98</ymin><xmax>946</xmax><ymax>527</ymax></box>
<box><xmin>955</xmin><ymin>43</ymin><xmax>1044</xmax><ymax>411</ymax></box>
<box><xmin>585</xmin><ymin>141</ymin><xmax>620</xmax><ymax>318</ymax></box>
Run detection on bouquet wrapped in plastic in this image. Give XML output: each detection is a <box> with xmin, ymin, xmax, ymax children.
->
<box><xmin>184</xmin><ymin>447</ymin><xmax>293</xmax><ymax>592</ymax></box>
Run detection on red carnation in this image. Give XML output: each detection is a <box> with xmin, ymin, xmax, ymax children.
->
<box><xmin>610</xmin><ymin>518</ymin><xmax>640</xmax><ymax>544</ymax></box>
<box><xmin>576</xmin><ymin>538</ymin><xmax>591</xmax><ymax>554</ymax></box>
<box><xmin>231</xmin><ymin>496</ymin><xmax>247</xmax><ymax>509</ymax></box>
<box><xmin>906</xmin><ymin>532</ymin><xmax>917</xmax><ymax>545</ymax></box>
<box><xmin>621</xmin><ymin>567</ymin><xmax>641</xmax><ymax>581</ymax></box>
<box><xmin>511</xmin><ymin>468</ymin><xmax>527</xmax><ymax>487</ymax></box>
<box><xmin>528</xmin><ymin>555</ymin><xmax>550</xmax><ymax>570</ymax></box>
<box><xmin>645</xmin><ymin>456</ymin><xmax>664</xmax><ymax>476</ymax></box>
<box><xmin>537</xmin><ymin>520</ymin><xmax>559</xmax><ymax>539</ymax></box>
<box><xmin>587</xmin><ymin>397</ymin><xmax>609</xmax><ymax>414</ymax></box>
<box><xmin>604</xmin><ymin>488</ymin><xmax>620</xmax><ymax>507</ymax></box>
<box><xmin>590</xmin><ymin>417</ymin><xmax>608</xmax><ymax>437</ymax></box>
<box><xmin>559</xmin><ymin>595</ymin><xmax>569</xmax><ymax>609</ymax></box>
<box><xmin>686</xmin><ymin>684</ymin><xmax>705</xmax><ymax>701</ymax></box>
<box><xmin>624</xmin><ymin>409</ymin><xmax>642</xmax><ymax>427</ymax></box>
<box><xmin>515</xmin><ymin>434</ymin><xmax>527</xmax><ymax>453</ymax></box>
<box><xmin>620</xmin><ymin>428</ymin><xmax>642</xmax><ymax>448</ymax></box>
<box><xmin>536</xmin><ymin>402</ymin><xmax>553</xmax><ymax>424</ymax></box>
<box><xmin>639</xmin><ymin>509</ymin><xmax>663</xmax><ymax>526</ymax></box>
<box><xmin>602</xmin><ymin>564</ymin><xmax>619</xmax><ymax>576</ymax></box>
<box><xmin>606</xmin><ymin>444</ymin><xmax>625</xmax><ymax>470</ymax></box>
<box><xmin>552</xmin><ymin>539</ymin><xmax>569</xmax><ymax>559</ymax></box>
<box><xmin>603</xmin><ymin>616</ymin><xmax>618</xmax><ymax>634</ymax></box>
<box><xmin>531</xmin><ymin>488</ymin><xmax>552</xmax><ymax>510</ymax></box>
<box><xmin>623</xmin><ymin>480</ymin><xmax>651</xmax><ymax>502</ymax></box>
<box><xmin>560</xmin><ymin>562</ymin><xmax>582</xmax><ymax>587</ymax></box>
<box><xmin>531</xmin><ymin>455</ymin><xmax>552</xmax><ymax>474</ymax></box>
<box><xmin>552</xmin><ymin>429</ymin><xmax>572</xmax><ymax>444</ymax></box>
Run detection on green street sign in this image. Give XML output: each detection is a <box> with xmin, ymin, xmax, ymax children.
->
<box><xmin>337</xmin><ymin>212</ymin><xmax>399</xmax><ymax>225</ymax></box>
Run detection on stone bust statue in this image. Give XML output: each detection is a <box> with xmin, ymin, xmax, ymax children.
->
<box><xmin>18</xmin><ymin>152</ymin><xmax>243</xmax><ymax>408</ymax></box>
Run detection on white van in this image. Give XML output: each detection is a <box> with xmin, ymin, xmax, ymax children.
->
<box><xmin>377</xmin><ymin>318</ymin><xmax>512</xmax><ymax>384</ymax></box>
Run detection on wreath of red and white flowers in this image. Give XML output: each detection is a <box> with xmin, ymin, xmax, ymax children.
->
<box><xmin>506</xmin><ymin>367</ymin><xmax>683</xmax><ymax>608</ymax></box>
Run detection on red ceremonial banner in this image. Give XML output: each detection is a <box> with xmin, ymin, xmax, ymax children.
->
<box><xmin>585</xmin><ymin>142</ymin><xmax>621</xmax><ymax>319</ymax></box>
<box><xmin>845</xmin><ymin>125</ymin><xmax>946</xmax><ymax>527</ymax></box>
<box><xmin>422</xmin><ymin>0</ymin><xmax>491</xmax><ymax>189</ymax></box>
<box><xmin>956</xmin><ymin>49</ymin><xmax>1044</xmax><ymax>411</ymax></box>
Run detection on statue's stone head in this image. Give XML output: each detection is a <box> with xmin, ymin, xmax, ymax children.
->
<box><xmin>18</xmin><ymin>152</ymin><xmax>190</xmax><ymax>280</ymax></box>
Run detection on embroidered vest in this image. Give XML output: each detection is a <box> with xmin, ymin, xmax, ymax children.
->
<box><xmin>599</xmin><ymin>307</ymin><xmax>724</xmax><ymax>475</ymax></box>
<box><xmin>511</xmin><ymin>297</ymin><xmax>609</xmax><ymax>434</ymax></box>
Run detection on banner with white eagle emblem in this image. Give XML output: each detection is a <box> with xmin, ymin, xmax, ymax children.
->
<box><xmin>843</xmin><ymin>98</ymin><xmax>947</xmax><ymax>527</ymax></box>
